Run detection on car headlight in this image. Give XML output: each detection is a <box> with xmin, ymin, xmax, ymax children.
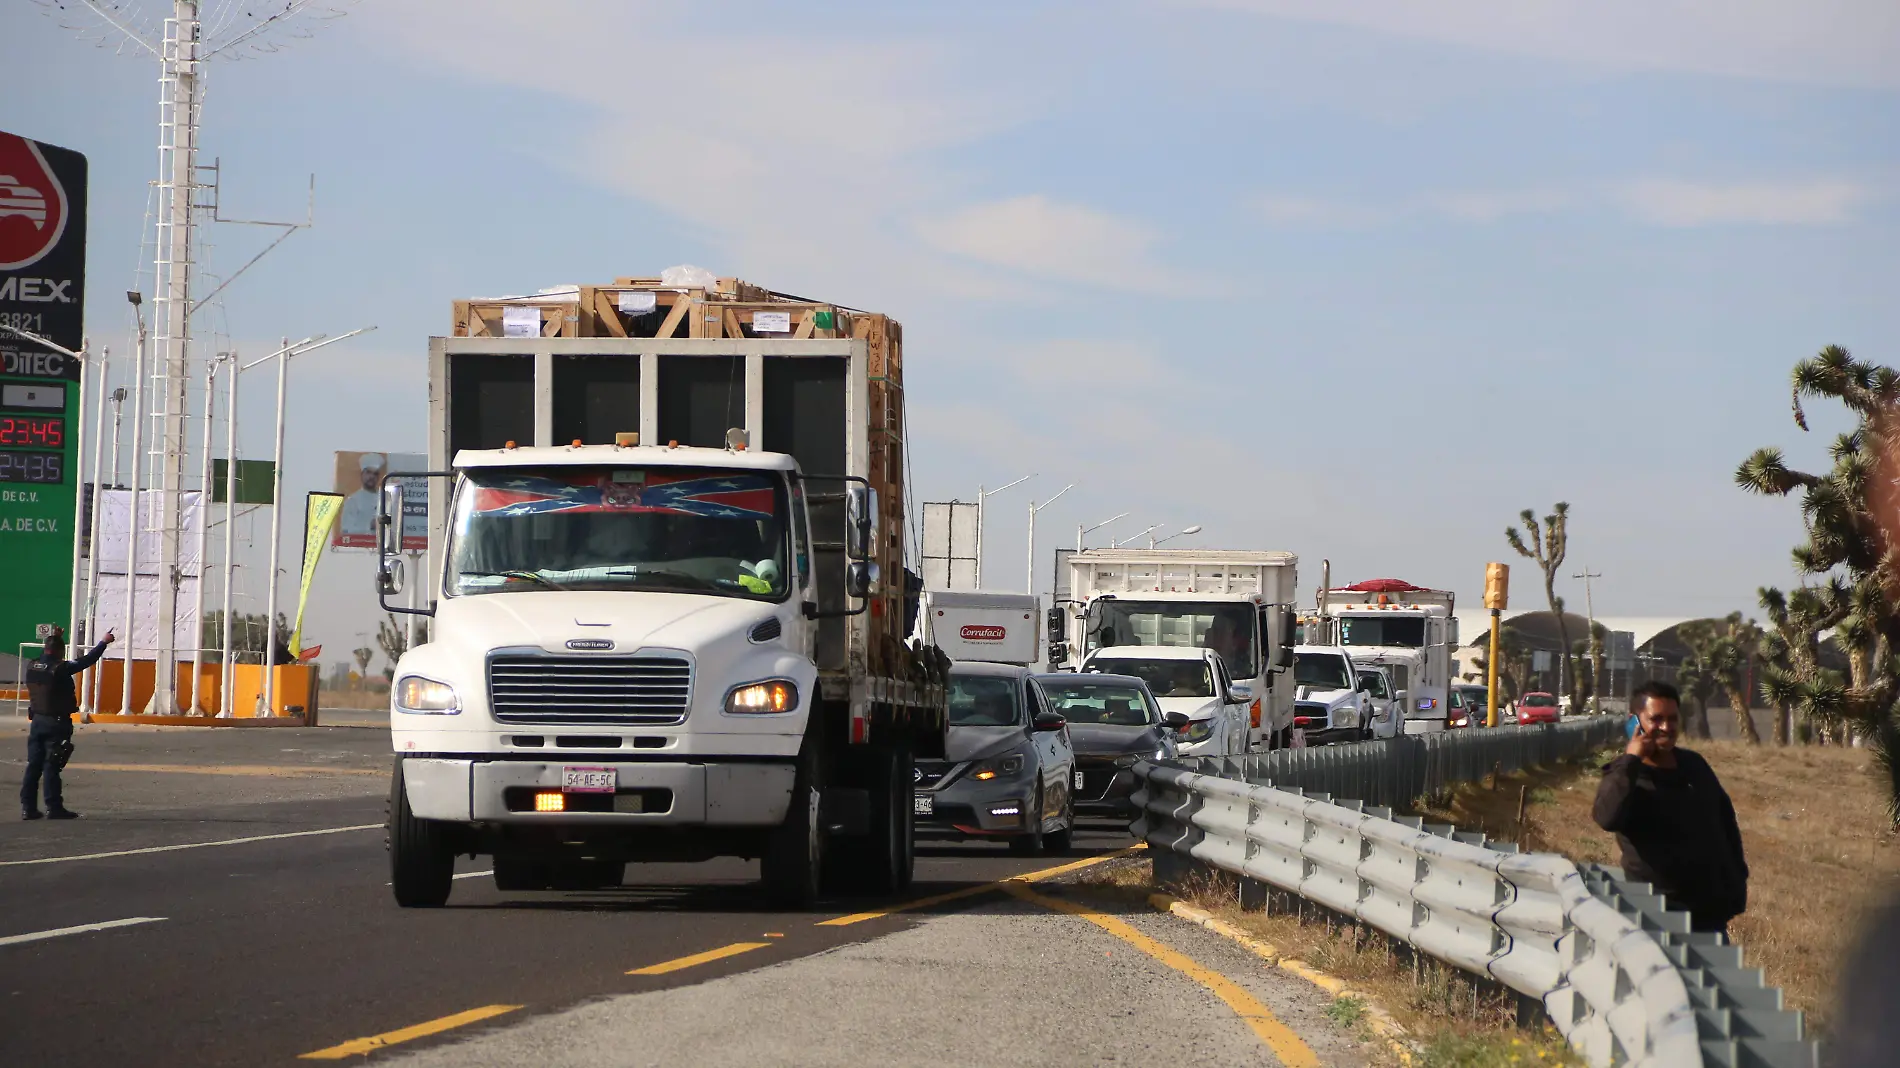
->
<box><xmin>972</xmin><ymin>754</ymin><xmax>1026</xmax><ymax>781</ymax></box>
<box><xmin>395</xmin><ymin>675</ymin><xmax>460</xmax><ymax>714</ymax></box>
<box><xmin>1181</xmin><ymin>718</ymin><xmax>1214</xmax><ymax>742</ymax></box>
<box><xmin>726</xmin><ymin>679</ymin><xmax>799</xmax><ymax>714</ymax></box>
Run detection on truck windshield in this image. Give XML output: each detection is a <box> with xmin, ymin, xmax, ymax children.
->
<box><xmin>1084</xmin><ymin>601</ymin><xmax>1259</xmax><ymax>680</ymax></box>
<box><xmin>1090</xmin><ymin>658</ymin><xmax>1213</xmax><ymax>699</ymax></box>
<box><xmin>1338</xmin><ymin>615</ymin><xmax>1426</xmax><ymax>647</ymax></box>
<box><xmin>1294</xmin><ymin>652</ymin><xmax>1354</xmax><ymax>691</ymax></box>
<box><xmin>446</xmin><ymin>466</ymin><xmax>790</xmax><ymax>600</ymax></box>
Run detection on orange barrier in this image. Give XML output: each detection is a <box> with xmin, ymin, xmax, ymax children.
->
<box><xmin>83</xmin><ymin>660</ymin><xmax>320</xmax><ymax>726</ymax></box>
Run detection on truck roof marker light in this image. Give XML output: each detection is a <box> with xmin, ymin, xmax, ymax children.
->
<box><xmin>725</xmin><ymin>427</ymin><xmax>750</xmax><ymax>452</ymax></box>
<box><xmin>571</xmin><ymin>439</ymin><xmax>584</xmax><ymax>448</ymax></box>
<box><xmin>615</xmin><ymin>432</ymin><xmax>639</xmax><ymax>448</ymax></box>
<box><xmin>667</xmin><ymin>440</ymin><xmax>679</xmax><ymax>449</ymax></box>
<box><xmin>504</xmin><ymin>440</ymin><xmax>517</xmax><ymax>450</ymax></box>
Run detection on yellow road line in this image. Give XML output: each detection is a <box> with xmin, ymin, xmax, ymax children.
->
<box><xmin>1008</xmin><ymin>882</ymin><xmax>1321</xmax><ymax>1068</ymax></box>
<box><xmin>817</xmin><ymin>845</ymin><xmax>1144</xmax><ymax>927</ymax></box>
<box><xmin>68</xmin><ymin>762</ymin><xmax>384</xmax><ymax>778</ymax></box>
<box><xmin>628</xmin><ymin>941</ymin><xmax>770</xmax><ymax>975</ymax></box>
<box><xmin>298</xmin><ymin>1004</ymin><xmax>521</xmax><ymax>1060</ymax></box>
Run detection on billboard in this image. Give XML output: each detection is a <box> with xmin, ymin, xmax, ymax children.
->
<box><xmin>0</xmin><ymin>130</ymin><xmax>86</xmax><ymax>655</ymax></box>
<box><xmin>921</xmin><ymin>500</ymin><xmax>977</xmax><ymax>590</ymax></box>
<box><xmin>334</xmin><ymin>450</ymin><xmax>426</xmax><ymax>551</ymax></box>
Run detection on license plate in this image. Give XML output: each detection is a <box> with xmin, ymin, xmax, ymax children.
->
<box><xmin>913</xmin><ymin>793</ymin><xmax>933</xmax><ymax>815</ymax></box>
<box><xmin>562</xmin><ymin>766</ymin><xmax>616</xmax><ymax>793</ymax></box>
<box><xmin>1074</xmin><ymin>771</ymin><xmax>1085</xmax><ymax>790</ymax></box>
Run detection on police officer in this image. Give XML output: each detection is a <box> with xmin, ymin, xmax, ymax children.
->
<box><xmin>21</xmin><ymin>626</ymin><xmax>114</xmax><ymax>820</ymax></box>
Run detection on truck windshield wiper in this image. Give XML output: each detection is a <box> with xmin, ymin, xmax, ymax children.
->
<box><xmin>462</xmin><ymin>570</ymin><xmax>569</xmax><ymax>590</ymax></box>
<box><xmin>609</xmin><ymin>568</ymin><xmax>719</xmax><ymax>592</ymax></box>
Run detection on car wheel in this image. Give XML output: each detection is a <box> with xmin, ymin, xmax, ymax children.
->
<box><xmin>1008</xmin><ymin>785</ymin><xmax>1046</xmax><ymax>856</ymax></box>
<box><xmin>388</xmin><ymin>760</ymin><xmax>454</xmax><ymax>909</ymax></box>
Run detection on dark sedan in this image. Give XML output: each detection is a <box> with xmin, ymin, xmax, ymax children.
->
<box><xmin>1033</xmin><ymin>672</ymin><xmax>1183</xmax><ymax>818</ymax></box>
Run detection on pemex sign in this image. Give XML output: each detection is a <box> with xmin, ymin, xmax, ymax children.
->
<box><xmin>0</xmin><ymin>130</ymin><xmax>86</xmax><ymax>659</ymax></box>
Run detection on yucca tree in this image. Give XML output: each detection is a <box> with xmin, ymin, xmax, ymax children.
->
<box><xmin>1674</xmin><ymin>619</ymin><xmax>1721</xmax><ymax>739</ymax></box>
<box><xmin>1758</xmin><ymin>582</ymin><xmax>1851</xmax><ymax>744</ymax></box>
<box><xmin>1506</xmin><ymin>503</ymin><xmax>1576</xmax><ymax>709</ymax></box>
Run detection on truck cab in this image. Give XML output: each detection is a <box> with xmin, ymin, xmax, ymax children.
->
<box><xmin>1320</xmin><ymin>580</ymin><xmax>1457</xmax><ymax>736</ymax></box>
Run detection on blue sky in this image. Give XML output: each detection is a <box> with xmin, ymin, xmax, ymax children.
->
<box><xmin>5</xmin><ymin>0</ymin><xmax>1896</xmax><ymax>665</ymax></box>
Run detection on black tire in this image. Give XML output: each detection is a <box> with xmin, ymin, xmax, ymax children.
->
<box><xmin>388</xmin><ymin>761</ymin><xmax>454</xmax><ymax>908</ymax></box>
<box><xmin>762</xmin><ymin>738</ymin><xmax>825</xmax><ymax>907</ymax></box>
<box><xmin>1008</xmin><ymin>785</ymin><xmax>1046</xmax><ymax>856</ymax></box>
<box><xmin>830</xmin><ymin>743</ymin><xmax>915</xmax><ymax>897</ymax></box>
<box><xmin>1045</xmin><ymin>789</ymin><xmax>1074</xmax><ymax>854</ymax></box>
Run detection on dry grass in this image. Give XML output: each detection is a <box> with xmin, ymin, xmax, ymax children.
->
<box><xmin>1409</xmin><ymin>740</ymin><xmax>1900</xmax><ymax>1036</ymax></box>
<box><xmin>1070</xmin><ymin>858</ymin><xmax>1581</xmax><ymax>1067</ymax></box>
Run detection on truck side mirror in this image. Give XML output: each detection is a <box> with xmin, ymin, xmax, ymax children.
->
<box><xmin>847</xmin><ymin>560</ymin><xmax>879</xmax><ymax>599</ymax></box>
<box><xmin>1046</xmin><ymin>607</ymin><xmax>1065</xmax><ymax>643</ymax></box>
<box><xmin>378</xmin><ymin>480</ymin><xmax>405</xmax><ymax>595</ymax></box>
<box><xmin>1278</xmin><ymin>608</ymin><xmax>1296</xmax><ymax>668</ymax></box>
<box><xmin>846</xmin><ymin>484</ymin><xmax>878</xmax><ymax>560</ymax></box>
<box><xmin>1048</xmin><ymin>640</ymin><xmax>1068</xmax><ymax>664</ymax></box>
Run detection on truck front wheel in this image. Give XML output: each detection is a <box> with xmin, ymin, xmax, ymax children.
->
<box><xmin>387</xmin><ymin>760</ymin><xmax>455</xmax><ymax>908</ymax></box>
<box><xmin>762</xmin><ymin>743</ymin><xmax>826</xmax><ymax>907</ymax></box>
<box><xmin>832</xmin><ymin>744</ymin><xmax>914</xmax><ymax>896</ymax></box>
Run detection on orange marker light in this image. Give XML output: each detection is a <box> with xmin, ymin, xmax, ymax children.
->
<box><xmin>533</xmin><ymin>792</ymin><xmax>565</xmax><ymax>812</ymax></box>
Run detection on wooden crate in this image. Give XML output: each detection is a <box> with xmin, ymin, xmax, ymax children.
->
<box><xmin>453</xmin><ymin>298</ymin><xmax>581</xmax><ymax>339</ymax></box>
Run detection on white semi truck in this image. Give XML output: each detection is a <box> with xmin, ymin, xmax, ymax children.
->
<box><xmin>1309</xmin><ymin>578</ymin><xmax>1457</xmax><ymax>736</ymax></box>
<box><xmin>1049</xmin><ymin>549</ymin><xmax>1299</xmax><ymax>749</ymax></box>
<box><xmin>377</xmin><ymin>280</ymin><xmax>946</xmax><ymax>908</ymax></box>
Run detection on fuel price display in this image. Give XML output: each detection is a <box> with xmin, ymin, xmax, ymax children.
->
<box><xmin>0</xmin><ymin>414</ymin><xmax>63</xmax><ymax>448</ymax></box>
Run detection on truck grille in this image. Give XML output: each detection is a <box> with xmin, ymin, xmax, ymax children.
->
<box><xmin>487</xmin><ymin>655</ymin><xmax>693</xmax><ymax>726</ymax></box>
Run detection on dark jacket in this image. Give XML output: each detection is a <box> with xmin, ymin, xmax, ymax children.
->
<box><xmin>1592</xmin><ymin>749</ymin><xmax>1748</xmax><ymax>928</ymax></box>
<box><xmin>25</xmin><ymin>641</ymin><xmax>110</xmax><ymax>720</ymax></box>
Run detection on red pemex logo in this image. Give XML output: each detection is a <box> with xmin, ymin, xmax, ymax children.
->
<box><xmin>0</xmin><ymin>134</ymin><xmax>67</xmax><ymax>272</ymax></box>
<box><xmin>960</xmin><ymin>625</ymin><xmax>1007</xmax><ymax>642</ymax></box>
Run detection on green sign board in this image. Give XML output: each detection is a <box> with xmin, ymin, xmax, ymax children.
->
<box><xmin>0</xmin><ymin>130</ymin><xmax>87</xmax><ymax>656</ymax></box>
<box><xmin>212</xmin><ymin>458</ymin><xmax>276</xmax><ymax>504</ymax></box>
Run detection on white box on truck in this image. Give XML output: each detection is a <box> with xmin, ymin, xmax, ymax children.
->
<box><xmin>919</xmin><ymin>590</ymin><xmax>1040</xmax><ymax>665</ymax></box>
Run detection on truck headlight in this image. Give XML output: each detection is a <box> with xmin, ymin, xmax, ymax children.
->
<box><xmin>395</xmin><ymin>676</ymin><xmax>460</xmax><ymax>714</ymax></box>
<box><xmin>726</xmin><ymin>679</ymin><xmax>799</xmax><ymax>714</ymax></box>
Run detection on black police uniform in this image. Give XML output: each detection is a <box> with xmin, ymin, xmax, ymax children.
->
<box><xmin>21</xmin><ymin>639</ymin><xmax>109</xmax><ymax>818</ymax></box>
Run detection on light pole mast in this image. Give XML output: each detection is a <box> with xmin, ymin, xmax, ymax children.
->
<box><xmin>149</xmin><ymin>0</ymin><xmax>204</xmax><ymax>714</ymax></box>
<box><xmin>1573</xmin><ymin>566</ymin><xmax>1602</xmax><ymax>715</ymax></box>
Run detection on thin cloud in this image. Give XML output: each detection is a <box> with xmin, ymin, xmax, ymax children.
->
<box><xmin>916</xmin><ymin>195</ymin><xmax>1178</xmax><ymax>293</ymax></box>
<box><xmin>1174</xmin><ymin>0</ymin><xmax>1900</xmax><ymax>88</ymax></box>
<box><xmin>1616</xmin><ymin>179</ymin><xmax>1873</xmax><ymax>227</ymax></box>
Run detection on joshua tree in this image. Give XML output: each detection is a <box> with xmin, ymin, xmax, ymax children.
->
<box><xmin>1673</xmin><ymin>620</ymin><xmax>1721</xmax><ymax>739</ymax></box>
<box><xmin>1506</xmin><ymin>503</ymin><xmax>1576</xmax><ymax>708</ymax></box>
<box><xmin>352</xmin><ymin>646</ymin><xmax>374</xmax><ymax>680</ymax></box>
<box><xmin>1758</xmin><ymin>583</ymin><xmax>1850</xmax><ymax>745</ymax></box>
<box><xmin>1704</xmin><ymin>613</ymin><xmax>1766</xmax><ymax>744</ymax></box>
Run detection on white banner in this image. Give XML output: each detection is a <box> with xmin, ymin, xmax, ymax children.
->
<box><xmin>90</xmin><ymin>572</ymin><xmax>201</xmax><ymax>662</ymax></box>
<box><xmin>95</xmin><ymin>488</ymin><xmax>203</xmax><ymax>577</ymax></box>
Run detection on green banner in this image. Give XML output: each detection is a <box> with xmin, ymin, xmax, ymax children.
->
<box><xmin>211</xmin><ymin>458</ymin><xmax>275</xmax><ymax>504</ymax></box>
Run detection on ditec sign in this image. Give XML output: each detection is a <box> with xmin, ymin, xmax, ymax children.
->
<box><xmin>0</xmin><ymin>130</ymin><xmax>87</xmax><ymax>656</ymax></box>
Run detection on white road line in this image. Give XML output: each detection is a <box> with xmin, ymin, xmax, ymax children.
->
<box><xmin>0</xmin><ymin>917</ymin><xmax>167</xmax><ymax>947</ymax></box>
<box><xmin>0</xmin><ymin>824</ymin><xmax>382</xmax><ymax>867</ymax></box>
<box><xmin>453</xmin><ymin>870</ymin><xmax>494</xmax><ymax>881</ymax></box>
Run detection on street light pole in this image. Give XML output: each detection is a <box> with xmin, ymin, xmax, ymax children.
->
<box><xmin>974</xmin><ymin>473</ymin><xmax>1032</xmax><ymax>590</ymax></box>
<box><xmin>1114</xmin><ymin>524</ymin><xmax>1157</xmax><ymax>549</ymax></box>
<box><xmin>1151</xmin><ymin>524</ymin><xmax>1203</xmax><ymax>549</ymax></box>
<box><xmin>1573</xmin><ymin>566</ymin><xmax>1602</xmax><ymax>715</ymax></box>
<box><xmin>1026</xmin><ymin>484</ymin><xmax>1073</xmax><ymax>595</ymax></box>
<box><xmin>1076</xmin><ymin>511</ymin><xmax>1128</xmax><ymax>551</ymax></box>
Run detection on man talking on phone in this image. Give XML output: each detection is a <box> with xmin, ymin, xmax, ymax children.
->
<box><xmin>1593</xmin><ymin>680</ymin><xmax>1749</xmax><ymax>935</ymax></box>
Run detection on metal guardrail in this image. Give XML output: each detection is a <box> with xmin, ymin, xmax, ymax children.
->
<box><xmin>1132</xmin><ymin>721</ymin><xmax>1817</xmax><ymax>1068</ymax></box>
<box><xmin>1177</xmin><ymin>718</ymin><xmax>1626</xmax><ymax>808</ymax></box>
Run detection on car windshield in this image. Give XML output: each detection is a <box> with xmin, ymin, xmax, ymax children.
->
<box><xmin>1523</xmin><ymin>693</ymin><xmax>1558</xmax><ymax>707</ymax></box>
<box><xmin>1084</xmin><ymin>600</ymin><xmax>1259</xmax><ymax>680</ymax></box>
<box><xmin>949</xmin><ymin>674</ymin><xmax>1023</xmax><ymax>726</ymax></box>
<box><xmin>1092</xmin><ymin>658</ymin><xmax>1213</xmax><ymax>699</ymax></box>
<box><xmin>1294</xmin><ymin>652</ymin><xmax>1354</xmax><ymax>691</ymax></box>
<box><xmin>1357</xmin><ymin>671</ymin><xmax>1388</xmax><ymax>698</ymax></box>
<box><xmin>1338</xmin><ymin>615</ymin><xmax>1426</xmax><ymax>647</ymax></box>
<box><xmin>1038</xmin><ymin>680</ymin><xmax>1160</xmax><ymax>725</ymax></box>
<box><xmin>446</xmin><ymin>466</ymin><xmax>789</xmax><ymax>600</ymax></box>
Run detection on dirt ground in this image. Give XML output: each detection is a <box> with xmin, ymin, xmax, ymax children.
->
<box><xmin>1412</xmin><ymin>739</ymin><xmax>1900</xmax><ymax>1036</ymax></box>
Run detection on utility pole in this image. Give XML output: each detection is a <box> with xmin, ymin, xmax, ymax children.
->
<box><xmin>1026</xmin><ymin>484</ymin><xmax>1073</xmax><ymax>596</ymax></box>
<box><xmin>1077</xmin><ymin>512</ymin><xmax>1128</xmax><ymax>551</ymax></box>
<box><xmin>1573</xmin><ymin>566</ymin><xmax>1603</xmax><ymax>715</ymax></box>
<box><xmin>973</xmin><ymin>474</ymin><xmax>1032</xmax><ymax>590</ymax></box>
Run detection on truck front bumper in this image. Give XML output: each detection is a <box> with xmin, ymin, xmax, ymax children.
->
<box><xmin>402</xmin><ymin>757</ymin><xmax>796</xmax><ymax>827</ymax></box>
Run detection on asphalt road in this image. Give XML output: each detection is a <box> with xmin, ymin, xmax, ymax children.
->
<box><xmin>0</xmin><ymin>719</ymin><xmax>1357</xmax><ymax>1067</ymax></box>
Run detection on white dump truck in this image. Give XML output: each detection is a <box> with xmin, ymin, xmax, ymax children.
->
<box><xmin>1049</xmin><ymin>549</ymin><xmax>1299</xmax><ymax>749</ymax></box>
<box><xmin>1312</xmin><ymin>578</ymin><xmax>1458</xmax><ymax>735</ymax></box>
<box><xmin>917</xmin><ymin>590</ymin><xmax>1040</xmax><ymax>666</ymax></box>
<box><xmin>377</xmin><ymin>276</ymin><xmax>946</xmax><ymax>908</ymax></box>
